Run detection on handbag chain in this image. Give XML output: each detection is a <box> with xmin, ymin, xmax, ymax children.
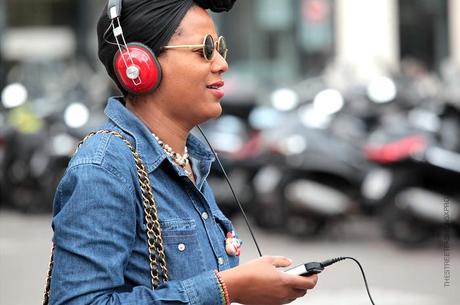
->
<box><xmin>43</xmin><ymin>130</ymin><xmax>168</xmax><ymax>305</ymax></box>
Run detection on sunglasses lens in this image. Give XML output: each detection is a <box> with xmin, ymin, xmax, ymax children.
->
<box><xmin>204</xmin><ymin>35</ymin><xmax>214</xmax><ymax>60</ymax></box>
<box><xmin>218</xmin><ymin>36</ymin><xmax>227</xmax><ymax>60</ymax></box>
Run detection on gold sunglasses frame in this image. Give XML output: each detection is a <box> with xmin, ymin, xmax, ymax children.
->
<box><xmin>162</xmin><ymin>34</ymin><xmax>228</xmax><ymax>61</ymax></box>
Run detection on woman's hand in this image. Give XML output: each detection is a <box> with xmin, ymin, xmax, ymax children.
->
<box><xmin>219</xmin><ymin>256</ymin><xmax>318</xmax><ymax>305</ymax></box>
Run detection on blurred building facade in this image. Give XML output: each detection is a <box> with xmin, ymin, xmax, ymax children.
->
<box><xmin>0</xmin><ymin>0</ymin><xmax>105</xmax><ymax>90</ymax></box>
<box><xmin>217</xmin><ymin>0</ymin><xmax>453</xmax><ymax>84</ymax></box>
<box><xmin>0</xmin><ymin>0</ymin><xmax>458</xmax><ymax>88</ymax></box>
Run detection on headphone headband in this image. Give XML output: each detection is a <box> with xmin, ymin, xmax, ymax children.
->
<box><xmin>107</xmin><ymin>0</ymin><xmax>122</xmax><ymax>19</ymax></box>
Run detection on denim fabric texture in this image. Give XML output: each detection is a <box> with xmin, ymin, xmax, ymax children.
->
<box><xmin>50</xmin><ymin>97</ymin><xmax>240</xmax><ymax>305</ymax></box>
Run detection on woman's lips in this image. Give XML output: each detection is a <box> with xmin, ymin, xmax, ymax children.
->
<box><xmin>207</xmin><ymin>87</ymin><xmax>225</xmax><ymax>99</ymax></box>
<box><xmin>207</xmin><ymin>80</ymin><xmax>225</xmax><ymax>99</ymax></box>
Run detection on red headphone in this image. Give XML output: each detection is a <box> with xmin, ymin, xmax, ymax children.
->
<box><xmin>108</xmin><ymin>0</ymin><xmax>162</xmax><ymax>95</ymax></box>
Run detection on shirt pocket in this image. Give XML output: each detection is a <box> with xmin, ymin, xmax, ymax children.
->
<box><xmin>212</xmin><ymin>210</ymin><xmax>240</xmax><ymax>268</ymax></box>
<box><xmin>160</xmin><ymin>218</ymin><xmax>207</xmax><ymax>280</ymax></box>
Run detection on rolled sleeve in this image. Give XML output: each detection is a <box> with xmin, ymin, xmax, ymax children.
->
<box><xmin>181</xmin><ymin>270</ymin><xmax>223</xmax><ymax>305</ymax></box>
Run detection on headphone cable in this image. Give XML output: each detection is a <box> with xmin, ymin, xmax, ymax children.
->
<box><xmin>197</xmin><ymin>125</ymin><xmax>263</xmax><ymax>257</ymax></box>
<box><xmin>320</xmin><ymin>257</ymin><xmax>376</xmax><ymax>305</ymax></box>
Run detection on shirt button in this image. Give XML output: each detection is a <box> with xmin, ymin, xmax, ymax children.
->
<box><xmin>177</xmin><ymin>243</ymin><xmax>186</xmax><ymax>252</ymax></box>
<box><xmin>201</xmin><ymin>212</ymin><xmax>209</xmax><ymax>220</ymax></box>
<box><xmin>218</xmin><ymin>257</ymin><xmax>224</xmax><ymax>265</ymax></box>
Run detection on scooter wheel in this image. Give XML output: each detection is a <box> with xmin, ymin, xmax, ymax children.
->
<box><xmin>382</xmin><ymin>203</ymin><xmax>433</xmax><ymax>247</ymax></box>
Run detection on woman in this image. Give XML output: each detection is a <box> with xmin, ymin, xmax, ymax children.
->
<box><xmin>49</xmin><ymin>1</ymin><xmax>318</xmax><ymax>304</ymax></box>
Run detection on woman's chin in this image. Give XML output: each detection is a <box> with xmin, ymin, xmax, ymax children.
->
<box><xmin>196</xmin><ymin>103</ymin><xmax>222</xmax><ymax>124</ymax></box>
<box><xmin>210</xmin><ymin>103</ymin><xmax>223</xmax><ymax>118</ymax></box>
<box><xmin>205</xmin><ymin>100</ymin><xmax>223</xmax><ymax>116</ymax></box>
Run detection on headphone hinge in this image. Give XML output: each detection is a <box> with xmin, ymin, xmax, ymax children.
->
<box><xmin>113</xmin><ymin>24</ymin><xmax>123</xmax><ymax>37</ymax></box>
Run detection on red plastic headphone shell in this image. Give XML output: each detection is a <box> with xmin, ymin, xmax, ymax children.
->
<box><xmin>113</xmin><ymin>43</ymin><xmax>162</xmax><ymax>95</ymax></box>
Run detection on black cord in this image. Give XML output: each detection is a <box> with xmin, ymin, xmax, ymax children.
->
<box><xmin>195</xmin><ymin>127</ymin><xmax>377</xmax><ymax>305</ymax></box>
<box><xmin>321</xmin><ymin>257</ymin><xmax>376</xmax><ymax>305</ymax></box>
<box><xmin>196</xmin><ymin>125</ymin><xmax>263</xmax><ymax>257</ymax></box>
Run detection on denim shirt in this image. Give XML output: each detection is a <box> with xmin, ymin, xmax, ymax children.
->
<box><xmin>50</xmin><ymin>97</ymin><xmax>240</xmax><ymax>305</ymax></box>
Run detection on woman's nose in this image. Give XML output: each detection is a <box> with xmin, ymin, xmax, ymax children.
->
<box><xmin>211</xmin><ymin>52</ymin><xmax>229</xmax><ymax>74</ymax></box>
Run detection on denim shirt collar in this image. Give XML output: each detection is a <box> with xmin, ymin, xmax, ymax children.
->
<box><xmin>104</xmin><ymin>97</ymin><xmax>215</xmax><ymax>183</ymax></box>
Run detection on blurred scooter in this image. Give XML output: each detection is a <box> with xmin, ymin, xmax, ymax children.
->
<box><xmin>250</xmin><ymin>88</ymin><xmax>370</xmax><ymax>237</ymax></box>
<box><xmin>0</xmin><ymin>61</ymin><xmax>107</xmax><ymax>213</ymax></box>
<box><xmin>362</xmin><ymin>106</ymin><xmax>460</xmax><ymax>246</ymax></box>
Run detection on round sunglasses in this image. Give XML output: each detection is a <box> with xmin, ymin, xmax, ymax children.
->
<box><xmin>162</xmin><ymin>34</ymin><xmax>228</xmax><ymax>61</ymax></box>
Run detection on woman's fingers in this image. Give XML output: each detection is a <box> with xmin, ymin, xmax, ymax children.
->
<box><xmin>292</xmin><ymin>288</ymin><xmax>308</xmax><ymax>298</ymax></box>
<box><xmin>286</xmin><ymin>273</ymin><xmax>318</xmax><ymax>290</ymax></box>
<box><xmin>268</xmin><ymin>256</ymin><xmax>293</xmax><ymax>268</ymax></box>
<box><xmin>282</xmin><ymin>289</ymin><xmax>307</xmax><ymax>304</ymax></box>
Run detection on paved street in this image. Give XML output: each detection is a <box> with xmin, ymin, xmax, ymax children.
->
<box><xmin>0</xmin><ymin>209</ymin><xmax>458</xmax><ymax>305</ymax></box>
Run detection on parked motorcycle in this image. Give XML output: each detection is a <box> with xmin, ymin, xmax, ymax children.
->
<box><xmin>0</xmin><ymin>60</ymin><xmax>107</xmax><ymax>213</ymax></box>
<box><xmin>362</xmin><ymin>105</ymin><xmax>460</xmax><ymax>246</ymax></box>
<box><xmin>249</xmin><ymin>87</ymin><xmax>371</xmax><ymax>237</ymax></box>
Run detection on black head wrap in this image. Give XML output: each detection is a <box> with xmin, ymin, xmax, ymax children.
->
<box><xmin>194</xmin><ymin>0</ymin><xmax>236</xmax><ymax>12</ymax></box>
<box><xmin>97</xmin><ymin>0</ymin><xmax>236</xmax><ymax>95</ymax></box>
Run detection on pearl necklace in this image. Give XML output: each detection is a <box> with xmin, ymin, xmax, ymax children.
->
<box><xmin>152</xmin><ymin>133</ymin><xmax>191</xmax><ymax>176</ymax></box>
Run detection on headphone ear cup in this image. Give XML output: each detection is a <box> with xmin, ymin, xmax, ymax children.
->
<box><xmin>113</xmin><ymin>43</ymin><xmax>162</xmax><ymax>95</ymax></box>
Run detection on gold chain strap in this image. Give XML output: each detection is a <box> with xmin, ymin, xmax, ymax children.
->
<box><xmin>43</xmin><ymin>130</ymin><xmax>168</xmax><ymax>305</ymax></box>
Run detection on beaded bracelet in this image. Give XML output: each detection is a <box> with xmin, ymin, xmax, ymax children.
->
<box><xmin>214</xmin><ymin>270</ymin><xmax>231</xmax><ymax>305</ymax></box>
<box><xmin>218</xmin><ymin>283</ymin><xmax>226</xmax><ymax>305</ymax></box>
<box><xmin>213</xmin><ymin>271</ymin><xmax>226</xmax><ymax>305</ymax></box>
